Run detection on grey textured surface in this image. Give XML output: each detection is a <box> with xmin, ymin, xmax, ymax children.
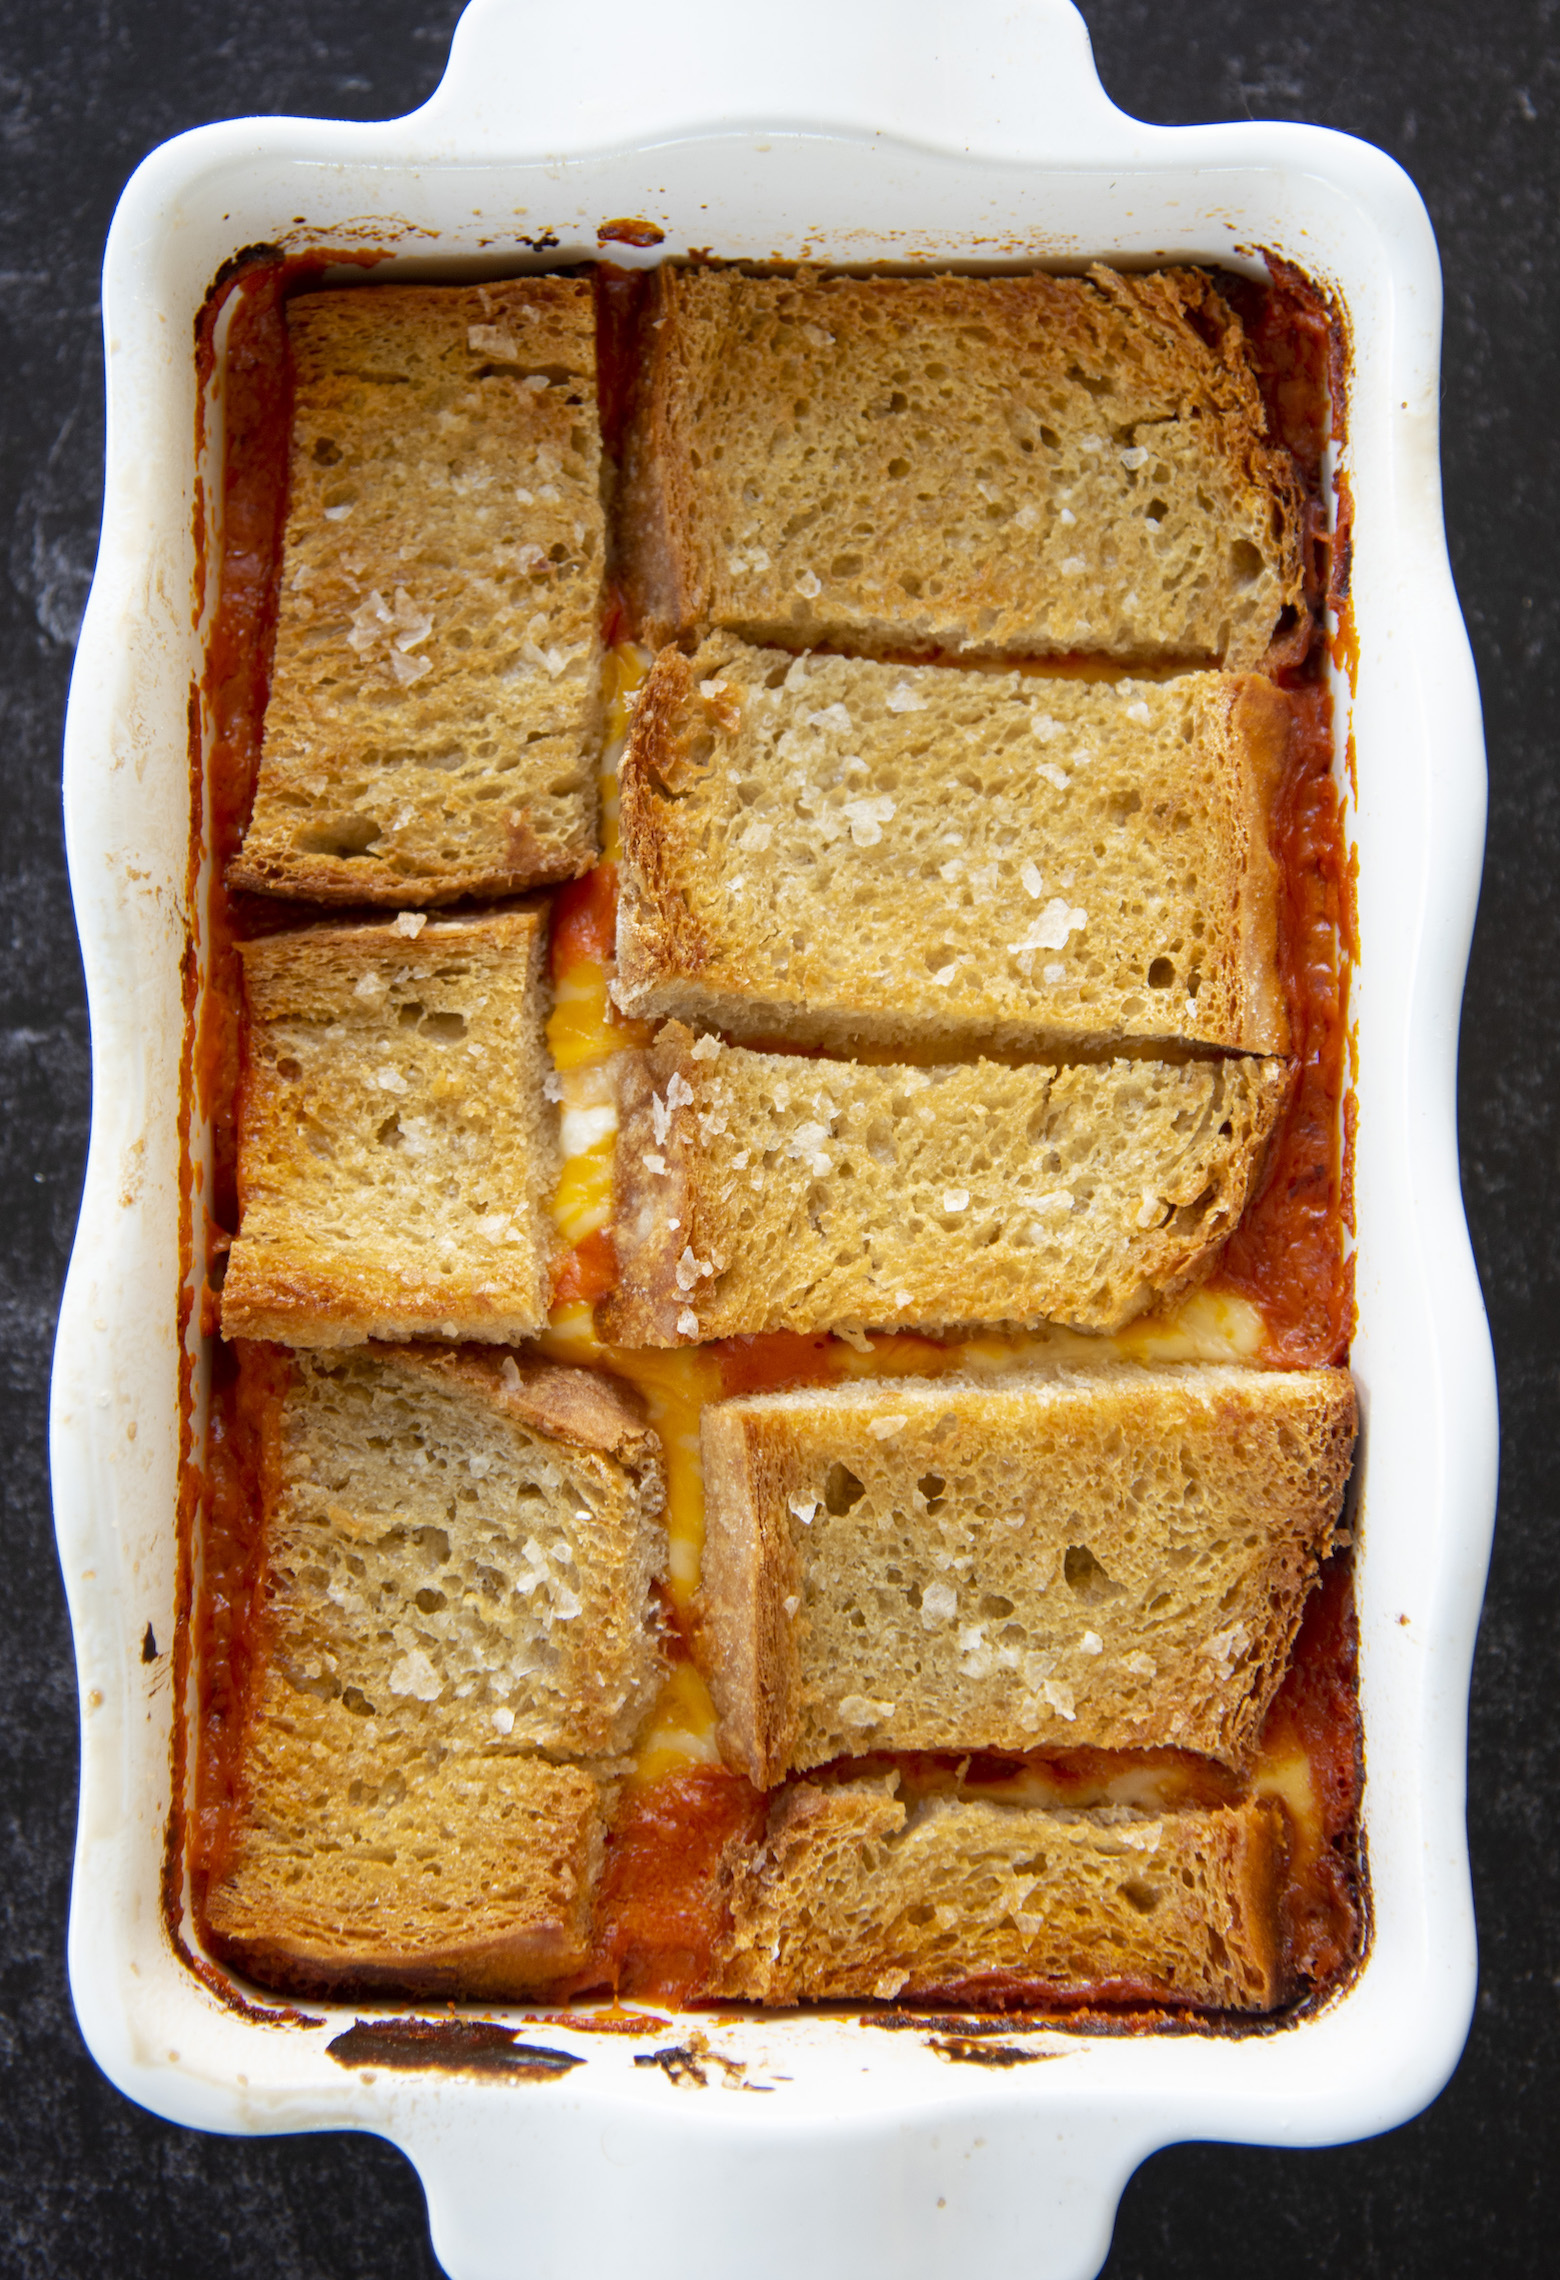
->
<box><xmin>0</xmin><ymin>2</ymin><xmax>1553</xmax><ymax>2273</ymax></box>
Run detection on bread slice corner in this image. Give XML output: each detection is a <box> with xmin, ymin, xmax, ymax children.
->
<box><xmin>201</xmin><ymin>1733</ymin><xmax>609</xmax><ymax>1999</ymax></box>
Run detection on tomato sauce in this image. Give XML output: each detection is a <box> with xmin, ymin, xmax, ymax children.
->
<box><xmin>189</xmin><ymin>1341</ymin><xmax>288</xmax><ymax>1895</ymax></box>
<box><xmin>551</xmin><ymin>861</ymin><xmax>620</xmax><ymax>972</ymax></box>
<box><xmin>581</xmin><ymin>1767</ymin><xmax>767</xmax><ymax>2003</ymax></box>
<box><xmin>1208</xmin><ymin>682</ymin><xmax>1353</xmax><ymax>1363</ymax></box>
<box><xmin>1258</xmin><ymin>1550</ymin><xmax>1365</xmax><ymax>1989</ymax></box>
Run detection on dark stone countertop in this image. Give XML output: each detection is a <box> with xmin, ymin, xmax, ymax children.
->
<box><xmin>1</xmin><ymin>2</ymin><xmax>1553</xmax><ymax>2272</ymax></box>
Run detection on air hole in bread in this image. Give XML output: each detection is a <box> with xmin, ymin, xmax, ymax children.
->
<box><xmin>823</xmin><ymin>1463</ymin><xmax>866</xmax><ymax>1517</ymax></box>
<box><xmin>1121</xmin><ymin>1878</ymin><xmax>1163</xmax><ymax>1916</ymax></box>
<box><xmin>1062</xmin><ymin>1543</ymin><xmax>1123</xmax><ymax>1603</ymax></box>
<box><xmin>1147</xmin><ymin>957</ymin><xmax>1176</xmax><ymax>989</ymax></box>
<box><xmin>297</xmin><ymin>815</ymin><xmax>380</xmax><ymax>858</ymax></box>
<box><xmin>312</xmin><ymin>435</ymin><xmax>342</xmax><ymax>466</ymax></box>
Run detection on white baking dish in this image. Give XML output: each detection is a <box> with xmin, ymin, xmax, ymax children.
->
<box><xmin>51</xmin><ymin>2</ymin><xmax>1496</xmax><ymax>2274</ymax></box>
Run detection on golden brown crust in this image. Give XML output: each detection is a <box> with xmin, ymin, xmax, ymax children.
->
<box><xmin>616</xmin><ymin>638</ymin><xmax>1293</xmax><ymax>1058</ymax></box>
<box><xmin>617</xmin><ymin>265</ymin><xmax>700</xmax><ymax>650</ymax></box>
<box><xmin>1228</xmin><ymin>675</ymin><xmax>1295</xmax><ymax>1056</ymax></box>
<box><xmin>615</xmin><ymin>645</ymin><xmax>718</xmax><ymax>985</ymax></box>
<box><xmin>715</xmin><ymin>1778</ymin><xmax>1288</xmax><ymax>2009</ymax></box>
<box><xmin>203</xmin><ymin>1744</ymin><xmax>607</xmax><ymax>1997</ymax></box>
<box><xmin>598</xmin><ymin>1025</ymin><xmax>1293</xmax><ymax>1346</ymax></box>
<box><xmin>230</xmin><ymin>278</ymin><xmax>602</xmax><ymax>906</ymax></box>
<box><xmin>623</xmin><ymin>265</ymin><xmax>1305</xmax><ymax>667</ymax></box>
<box><xmin>375</xmin><ymin>1340</ymin><xmax>660</xmax><ymax>1470</ymax></box>
<box><xmin>221</xmin><ymin>909</ymin><xmax>558</xmax><ymax>1346</ymax></box>
<box><xmin>700</xmin><ymin>1401</ymin><xmax>801</xmax><ymax>1785</ymax></box>
<box><xmin>698</xmin><ymin>1365</ymin><xmax>1357</xmax><ymax>1779</ymax></box>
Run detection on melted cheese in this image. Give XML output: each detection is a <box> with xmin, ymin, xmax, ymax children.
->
<box><xmin>630</xmin><ymin>1659</ymin><xmax>724</xmax><ymax>1786</ymax></box>
<box><xmin>1251</xmin><ymin>1738</ymin><xmax>1321</xmax><ymax>1854</ymax></box>
<box><xmin>550</xmin><ymin>1134</ymin><xmax>614</xmax><ymax>1244</ymax></box>
<box><xmin>548</xmin><ymin>966</ymin><xmax>624</xmax><ymax>1074</ymax></box>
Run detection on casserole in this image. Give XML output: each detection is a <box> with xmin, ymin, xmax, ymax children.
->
<box><xmin>51</xmin><ymin>0</ymin><xmax>1496</xmax><ymax>2273</ymax></box>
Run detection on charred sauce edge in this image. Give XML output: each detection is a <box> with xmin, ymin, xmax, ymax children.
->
<box><xmin>180</xmin><ymin>251</ymin><xmax>1364</xmax><ymax>2036</ymax></box>
<box><xmin>326</xmin><ymin>2016</ymin><xmax>584</xmax><ymax>2077</ymax></box>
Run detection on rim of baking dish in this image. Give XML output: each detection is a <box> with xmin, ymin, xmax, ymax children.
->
<box><xmin>50</xmin><ymin>4</ymin><xmax>1496</xmax><ymax>2276</ymax></box>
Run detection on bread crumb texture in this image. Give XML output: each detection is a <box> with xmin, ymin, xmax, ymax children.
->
<box><xmin>716</xmin><ymin>1776</ymin><xmax>1286</xmax><ymax>2008</ymax></box>
<box><xmin>623</xmin><ymin>266</ymin><xmax>1303</xmax><ymax>668</ymax></box>
<box><xmin>232</xmin><ymin>280</ymin><xmax>603</xmax><ymax>904</ymax></box>
<box><xmin>201</xmin><ymin>1343</ymin><xmax>669</xmax><ymax>1995</ymax></box>
<box><xmin>222</xmin><ymin>910</ymin><xmax>560</xmax><ymax>1344</ymax></box>
<box><xmin>699</xmin><ymin>1364</ymin><xmax>1356</xmax><ymax>1780</ymax></box>
<box><xmin>617</xmin><ymin>638</ymin><xmax>1291</xmax><ymax>1056</ymax></box>
<box><xmin>264</xmin><ymin>1345</ymin><xmax>665</xmax><ymax>1755</ymax></box>
<box><xmin>204</xmin><ymin>1741</ymin><xmax>606</xmax><ymax>1995</ymax></box>
<box><xmin>600</xmin><ymin>1024</ymin><xmax>1291</xmax><ymax>1344</ymax></box>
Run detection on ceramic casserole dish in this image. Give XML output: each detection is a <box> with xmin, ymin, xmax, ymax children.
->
<box><xmin>51</xmin><ymin>2</ymin><xmax>1497</xmax><ymax>2274</ymax></box>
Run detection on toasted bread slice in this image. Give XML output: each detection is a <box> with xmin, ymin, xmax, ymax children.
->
<box><xmin>230</xmin><ymin>279</ymin><xmax>603</xmax><ymax>905</ymax></box>
<box><xmin>699</xmin><ymin>1363</ymin><xmax>1356</xmax><ymax>1780</ymax></box>
<box><xmin>253</xmin><ymin>1342</ymin><xmax>668</xmax><ymax>1759</ymax></box>
<box><xmin>198</xmin><ymin>1341</ymin><xmax>670</xmax><ymax>1998</ymax></box>
<box><xmin>617</xmin><ymin>638</ymin><xmax>1293</xmax><ymax>1056</ymax></box>
<box><xmin>202</xmin><ymin>1723</ymin><xmax>606</xmax><ymax>1999</ymax></box>
<box><xmin>620</xmin><ymin>266</ymin><xmax>1304</xmax><ymax>669</ymax></box>
<box><xmin>715</xmin><ymin>1776</ymin><xmax>1288</xmax><ymax>2009</ymax></box>
<box><xmin>598</xmin><ymin>1025</ymin><xmax>1291</xmax><ymax>1345</ymax></box>
<box><xmin>222</xmin><ymin>910</ymin><xmax>558</xmax><ymax>1345</ymax></box>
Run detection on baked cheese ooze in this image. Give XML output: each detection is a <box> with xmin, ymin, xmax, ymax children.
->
<box><xmin>540</xmin><ymin>647</ymin><xmax>1323</xmax><ymax>1821</ymax></box>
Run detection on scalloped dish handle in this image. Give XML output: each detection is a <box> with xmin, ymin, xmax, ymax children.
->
<box><xmin>413</xmin><ymin>0</ymin><xmax>1135</xmax><ymax>165</ymax></box>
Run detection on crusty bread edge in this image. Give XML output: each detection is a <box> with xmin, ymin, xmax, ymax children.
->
<box><xmin>595</xmin><ymin>1028</ymin><xmax>697</xmax><ymax>1347</ymax></box>
<box><xmin>697</xmin><ymin>1404</ymin><xmax>800</xmax><ymax>1786</ymax></box>
<box><xmin>370</xmin><ymin>1340</ymin><xmax>664</xmax><ymax>1481</ymax></box>
<box><xmin>615</xmin><ymin>644</ymin><xmax>717</xmax><ymax>995</ymax></box>
<box><xmin>618</xmin><ymin>266</ymin><xmax>701</xmax><ymax>647</ymax></box>
<box><xmin>227</xmin><ymin>834</ymin><xmax>597</xmax><ymax>909</ymax></box>
<box><xmin>1225</xmin><ymin>674</ymin><xmax>1295</xmax><ymax>1057</ymax></box>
